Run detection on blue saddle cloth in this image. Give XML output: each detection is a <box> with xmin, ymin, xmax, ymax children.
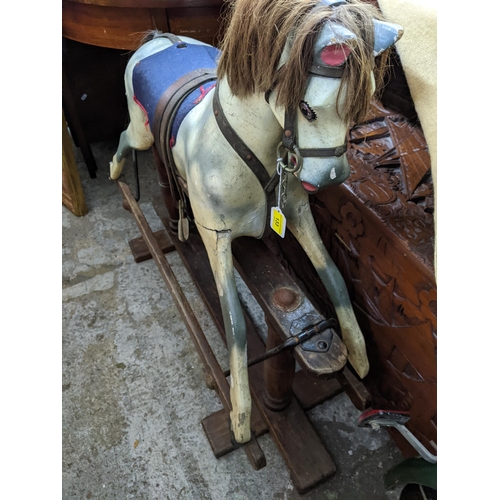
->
<box><xmin>133</xmin><ymin>42</ymin><xmax>220</xmax><ymax>145</ymax></box>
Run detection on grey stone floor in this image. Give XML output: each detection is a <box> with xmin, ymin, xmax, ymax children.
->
<box><xmin>62</xmin><ymin>140</ymin><xmax>405</xmax><ymax>500</ymax></box>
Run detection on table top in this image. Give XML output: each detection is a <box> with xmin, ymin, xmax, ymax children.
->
<box><xmin>64</xmin><ymin>0</ymin><xmax>223</xmax><ymax>7</ymax></box>
<box><xmin>62</xmin><ymin>0</ymin><xmax>224</xmax><ymax>49</ymax></box>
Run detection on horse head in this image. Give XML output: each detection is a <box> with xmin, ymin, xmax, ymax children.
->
<box><xmin>265</xmin><ymin>1</ymin><xmax>403</xmax><ymax>193</ymax></box>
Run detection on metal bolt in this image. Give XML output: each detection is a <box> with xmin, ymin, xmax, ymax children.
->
<box><xmin>317</xmin><ymin>340</ymin><xmax>328</xmax><ymax>351</ymax></box>
<box><xmin>284</xmin><ymin>130</ymin><xmax>292</xmax><ymax>138</ymax></box>
<box><xmin>271</xmin><ymin>287</ymin><xmax>301</xmax><ymax>312</ymax></box>
<box><xmin>214</xmin><ymin>109</ymin><xmax>219</xmax><ymax>116</ymax></box>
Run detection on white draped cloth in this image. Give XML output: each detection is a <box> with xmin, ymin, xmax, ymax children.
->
<box><xmin>377</xmin><ymin>0</ymin><xmax>437</xmax><ymax>278</ymax></box>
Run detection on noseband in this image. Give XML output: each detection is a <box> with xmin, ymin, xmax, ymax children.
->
<box><xmin>279</xmin><ymin>100</ymin><xmax>348</xmax><ymax>173</ymax></box>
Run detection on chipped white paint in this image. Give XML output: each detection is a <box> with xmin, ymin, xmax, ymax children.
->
<box><xmin>229</xmin><ymin>344</ymin><xmax>251</xmax><ymax>443</ymax></box>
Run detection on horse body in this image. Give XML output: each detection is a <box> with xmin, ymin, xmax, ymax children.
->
<box><xmin>110</xmin><ymin>0</ymin><xmax>403</xmax><ymax>444</ymax></box>
<box><xmin>175</xmin><ymin>79</ymin><xmax>278</xmax><ymax>237</ymax></box>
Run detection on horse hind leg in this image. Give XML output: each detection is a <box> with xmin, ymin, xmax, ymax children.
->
<box><xmin>109</xmin><ymin>98</ymin><xmax>154</xmax><ymax>180</ymax></box>
<box><xmin>196</xmin><ymin>223</ymin><xmax>252</xmax><ymax>443</ymax></box>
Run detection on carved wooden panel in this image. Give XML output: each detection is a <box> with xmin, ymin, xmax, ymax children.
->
<box><xmin>266</xmin><ymin>99</ymin><xmax>436</xmax><ymax>456</ymax></box>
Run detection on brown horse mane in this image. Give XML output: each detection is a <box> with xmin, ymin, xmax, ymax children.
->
<box><xmin>217</xmin><ymin>0</ymin><xmax>390</xmax><ymax>125</ymax></box>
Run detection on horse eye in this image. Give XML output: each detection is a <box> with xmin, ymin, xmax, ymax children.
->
<box><xmin>299</xmin><ymin>101</ymin><xmax>317</xmax><ymax>122</ymax></box>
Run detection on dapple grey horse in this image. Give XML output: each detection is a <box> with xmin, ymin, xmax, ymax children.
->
<box><xmin>110</xmin><ymin>0</ymin><xmax>402</xmax><ymax>443</ymax></box>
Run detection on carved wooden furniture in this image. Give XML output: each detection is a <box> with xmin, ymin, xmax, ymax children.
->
<box><xmin>62</xmin><ymin>0</ymin><xmax>225</xmax><ymax>50</ymax></box>
<box><xmin>270</xmin><ymin>98</ymin><xmax>436</xmax><ymax>457</ymax></box>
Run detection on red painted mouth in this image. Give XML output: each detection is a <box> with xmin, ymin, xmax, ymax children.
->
<box><xmin>301</xmin><ymin>181</ymin><xmax>319</xmax><ymax>193</ymax></box>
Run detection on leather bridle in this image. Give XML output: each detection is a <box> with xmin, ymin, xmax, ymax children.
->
<box><xmin>276</xmin><ymin>0</ymin><xmax>350</xmax><ymax>173</ymax></box>
<box><xmin>213</xmin><ymin>0</ymin><xmax>350</xmax><ymax>181</ymax></box>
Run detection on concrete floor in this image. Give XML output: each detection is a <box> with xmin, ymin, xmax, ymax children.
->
<box><xmin>62</xmin><ymin>140</ymin><xmax>405</xmax><ymax>499</ymax></box>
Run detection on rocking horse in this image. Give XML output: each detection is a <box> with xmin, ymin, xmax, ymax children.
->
<box><xmin>110</xmin><ymin>0</ymin><xmax>403</xmax><ymax>445</ymax></box>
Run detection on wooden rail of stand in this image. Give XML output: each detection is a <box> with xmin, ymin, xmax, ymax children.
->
<box><xmin>117</xmin><ymin>180</ymin><xmax>266</xmax><ymax>470</ymax></box>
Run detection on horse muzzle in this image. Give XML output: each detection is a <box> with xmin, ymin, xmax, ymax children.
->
<box><xmin>296</xmin><ymin>153</ymin><xmax>351</xmax><ymax>193</ymax></box>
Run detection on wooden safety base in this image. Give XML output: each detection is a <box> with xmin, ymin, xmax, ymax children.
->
<box><xmin>122</xmin><ymin>185</ymin><xmax>371</xmax><ymax>494</ymax></box>
<box><xmin>201</xmin><ymin>371</ymin><xmax>344</xmax><ymax>460</ymax></box>
<box><xmin>150</xmin><ymin>194</ymin><xmax>354</xmax><ymax>494</ymax></box>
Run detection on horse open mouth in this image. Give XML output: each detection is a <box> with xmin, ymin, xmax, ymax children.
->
<box><xmin>301</xmin><ymin>181</ymin><xmax>319</xmax><ymax>194</ymax></box>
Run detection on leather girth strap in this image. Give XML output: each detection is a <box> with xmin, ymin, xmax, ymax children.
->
<box><xmin>151</xmin><ymin>32</ymin><xmax>187</xmax><ymax>48</ymax></box>
<box><xmin>212</xmin><ymin>83</ymin><xmax>279</xmax><ymax>201</ymax></box>
<box><xmin>153</xmin><ymin>68</ymin><xmax>217</xmax><ymax>171</ymax></box>
<box><xmin>153</xmin><ymin>68</ymin><xmax>217</xmax><ymax>220</ymax></box>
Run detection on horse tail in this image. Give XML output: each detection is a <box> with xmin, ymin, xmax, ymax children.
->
<box><xmin>138</xmin><ymin>29</ymin><xmax>165</xmax><ymax>47</ymax></box>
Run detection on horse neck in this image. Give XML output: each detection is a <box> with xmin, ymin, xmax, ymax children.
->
<box><xmin>218</xmin><ymin>78</ymin><xmax>282</xmax><ymax>174</ymax></box>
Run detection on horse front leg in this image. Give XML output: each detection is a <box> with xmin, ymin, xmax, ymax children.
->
<box><xmin>196</xmin><ymin>223</ymin><xmax>252</xmax><ymax>443</ymax></box>
<box><xmin>285</xmin><ymin>197</ymin><xmax>369</xmax><ymax>378</ymax></box>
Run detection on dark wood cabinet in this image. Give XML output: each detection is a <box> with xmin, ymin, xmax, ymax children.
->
<box><xmin>62</xmin><ymin>0</ymin><xmax>227</xmax><ymax>174</ymax></box>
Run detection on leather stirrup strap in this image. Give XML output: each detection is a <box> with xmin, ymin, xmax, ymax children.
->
<box><xmin>152</xmin><ymin>68</ymin><xmax>217</xmax><ymax>220</ymax></box>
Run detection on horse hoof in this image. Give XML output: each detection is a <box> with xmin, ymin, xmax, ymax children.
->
<box><xmin>110</xmin><ymin>156</ymin><xmax>126</xmax><ymax>180</ymax></box>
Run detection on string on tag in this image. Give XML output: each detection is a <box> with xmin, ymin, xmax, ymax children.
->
<box><xmin>270</xmin><ymin>156</ymin><xmax>287</xmax><ymax>238</ymax></box>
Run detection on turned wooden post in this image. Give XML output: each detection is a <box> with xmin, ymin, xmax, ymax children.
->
<box><xmin>263</xmin><ymin>318</ymin><xmax>295</xmax><ymax>411</ymax></box>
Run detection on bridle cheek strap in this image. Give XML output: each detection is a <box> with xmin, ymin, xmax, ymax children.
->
<box><xmin>282</xmin><ymin>106</ymin><xmax>347</xmax><ymax>166</ymax></box>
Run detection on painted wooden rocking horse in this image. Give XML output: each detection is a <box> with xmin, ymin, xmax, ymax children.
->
<box><xmin>110</xmin><ymin>0</ymin><xmax>403</xmax><ymax>444</ymax></box>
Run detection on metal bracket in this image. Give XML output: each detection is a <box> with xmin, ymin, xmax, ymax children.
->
<box><xmin>223</xmin><ymin>318</ymin><xmax>335</xmax><ymax>376</ymax></box>
<box><xmin>132</xmin><ymin>149</ymin><xmax>140</xmax><ymax>202</ymax></box>
<box><xmin>289</xmin><ymin>312</ymin><xmax>336</xmax><ymax>352</ymax></box>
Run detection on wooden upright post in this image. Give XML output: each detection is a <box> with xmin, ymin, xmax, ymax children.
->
<box><xmin>263</xmin><ymin>320</ymin><xmax>295</xmax><ymax>411</ymax></box>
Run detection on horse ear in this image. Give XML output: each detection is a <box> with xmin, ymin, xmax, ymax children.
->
<box><xmin>372</xmin><ymin>19</ymin><xmax>403</xmax><ymax>56</ymax></box>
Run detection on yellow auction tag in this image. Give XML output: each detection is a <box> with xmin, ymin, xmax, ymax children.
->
<box><xmin>270</xmin><ymin>206</ymin><xmax>286</xmax><ymax>238</ymax></box>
